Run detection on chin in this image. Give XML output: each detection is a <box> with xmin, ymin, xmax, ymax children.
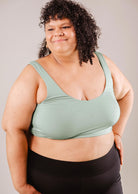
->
<box><xmin>54</xmin><ymin>48</ymin><xmax>70</xmax><ymax>53</ymax></box>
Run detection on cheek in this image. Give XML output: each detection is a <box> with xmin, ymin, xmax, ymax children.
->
<box><xmin>69</xmin><ymin>31</ymin><xmax>77</xmax><ymax>42</ymax></box>
<box><xmin>45</xmin><ymin>34</ymin><xmax>52</xmax><ymax>46</ymax></box>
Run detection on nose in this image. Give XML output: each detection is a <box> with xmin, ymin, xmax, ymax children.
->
<box><xmin>54</xmin><ymin>28</ymin><xmax>64</xmax><ymax>36</ymax></box>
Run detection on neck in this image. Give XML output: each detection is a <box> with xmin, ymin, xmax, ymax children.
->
<box><xmin>50</xmin><ymin>50</ymin><xmax>82</xmax><ymax>71</ymax></box>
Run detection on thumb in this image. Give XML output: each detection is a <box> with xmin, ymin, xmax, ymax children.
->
<box><xmin>114</xmin><ymin>139</ymin><xmax>120</xmax><ymax>149</ymax></box>
<box><xmin>116</xmin><ymin>143</ymin><xmax>121</xmax><ymax>150</ymax></box>
<box><xmin>114</xmin><ymin>135</ymin><xmax>121</xmax><ymax>150</ymax></box>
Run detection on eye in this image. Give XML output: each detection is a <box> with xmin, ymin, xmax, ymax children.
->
<box><xmin>47</xmin><ymin>28</ymin><xmax>54</xmax><ymax>31</ymax></box>
<box><xmin>62</xmin><ymin>26</ymin><xmax>71</xmax><ymax>29</ymax></box>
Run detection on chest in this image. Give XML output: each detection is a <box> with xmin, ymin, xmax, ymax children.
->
<box><xmin>31</xmin><ymin>92</ymin><xmax>120</xmax><ymax>139</ymax></box>
<box><xmin>29</xmin><ymin>51</ymin><xmax>121</xmax><ymax>140</ymax></box>
<box><xmin>37</xmin><ymin>61</ymin><xmax>107</xmax><ymax>103</ymax></box>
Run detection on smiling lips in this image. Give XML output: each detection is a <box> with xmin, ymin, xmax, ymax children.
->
<box><xmin>53</xmin><ymin>39</ymin><xmax>67</xmax><ymax>43</ymax></box>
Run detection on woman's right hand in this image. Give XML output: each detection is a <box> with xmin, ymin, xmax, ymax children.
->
<box><xmin>17</xmin><ymin>184</ymin><xmax>42</xmax><ymax>194</ymax></box>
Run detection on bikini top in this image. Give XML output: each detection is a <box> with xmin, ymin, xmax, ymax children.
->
<box><xmin>28</xmin><ymin>51</ymin><xmax>120</xmax><ymax>140</ymax></box>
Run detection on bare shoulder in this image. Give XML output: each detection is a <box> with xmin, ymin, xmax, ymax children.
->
<box><xmin>13</xmin><ymin>64</ymin><xmax>40</xmax><ymax>94</ymax></box>
<box><xmin>102</xmin><ymin>53</ymin><xmax>134</xmax><ymax>100</ymax></box>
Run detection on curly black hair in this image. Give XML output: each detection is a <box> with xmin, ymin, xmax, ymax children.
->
<box><xmin>38</xmin><ymin>0</ymin><xmax>101</xmax><ymax>66</ymax></box>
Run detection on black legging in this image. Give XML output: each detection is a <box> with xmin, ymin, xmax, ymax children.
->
<box><xmin>27</xmin><ymin>142</ymin><xmax>123</xmax><ymax>194</ymax></box>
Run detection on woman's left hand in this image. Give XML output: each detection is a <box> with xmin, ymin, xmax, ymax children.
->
<box><xmin>114</xmin><ymin>134</ymin><xmax>123</xmax><ymax>168</ymax></box>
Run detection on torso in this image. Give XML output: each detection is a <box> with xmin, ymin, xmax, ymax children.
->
<box><xmin>28</xmin><ymin>53</ymin><xmax>115</xmax><ymax>162</ymax></box>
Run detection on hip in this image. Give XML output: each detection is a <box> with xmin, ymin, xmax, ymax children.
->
<box><xmin>27</xmin><ymin>142</ymin><xmax>123</xmax><ymax>194</ymax></box>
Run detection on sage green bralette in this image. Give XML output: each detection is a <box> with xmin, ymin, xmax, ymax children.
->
<box><xmin>29</xmin><ymin>51</ymin><xmax>120</xmax><ymax>139</ymax></box>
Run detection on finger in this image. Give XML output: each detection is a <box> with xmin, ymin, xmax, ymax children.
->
<box><xmin>36</xmin><ymin>190</ymin><xmax>42</xmax><ymax>194</ymax></box>
<box><xmin>115</xmin><ymin>139</ymin><xmax>121</xmax><ymax>150</ymax></box>
<box><xmin>120</xmin><ymin>146</ymin><xmax>123</xmax><ymax>165</ymax></box>
<box><xmin>115</xmin><ymin>138</ymin><xmax>121</xmax><ymax>150</ymax></box>
<box><xmin>115</xmin><ymin>139</ymin><xmax>123</xmax><ymax>165</ymax></box>
<box><xmin>115</xmin><ymin>144</ymin><xmax>123</xmax><ymax>165</ymax></box>
<box><xmin>118</xmin><ymin>144</ymin><xmax>123</xmax><ymax>165</ymax></box>
<box><xmin>32</xmin><ymin>187</ymin><xmax>41</xmax><ymax>194</ymax></box>
<box><xmin>35</xmin><ymin>190</ymin><xmax>41</xmax><ymax>194</ymax></box>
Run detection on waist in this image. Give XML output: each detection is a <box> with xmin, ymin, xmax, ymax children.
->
<box><xmin>27</xmin><ymin>141</ymin><xmax>119</xmax><ymax>177</ymax></box>
<box><xmin>28</xmin><ymin>131</ymin><xmax>115</xmax><ymax>162</ymax></box>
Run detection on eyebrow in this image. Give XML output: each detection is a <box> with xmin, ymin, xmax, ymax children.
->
<box><xmin>46</xmin><ymin>22</ymin><xmax>72</xmax><ymax>27</ymax></box>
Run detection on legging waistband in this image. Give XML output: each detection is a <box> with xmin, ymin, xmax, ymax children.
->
<box><xmin>27</xmin><ymin>142</ymin><xmax>120</xmax><ymax>177</ymax></box>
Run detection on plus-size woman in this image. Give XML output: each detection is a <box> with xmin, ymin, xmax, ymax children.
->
<box><xmin>2</xmin><ymin>0</ymin><xmax>134</xmax><ymax>193</ymax></box>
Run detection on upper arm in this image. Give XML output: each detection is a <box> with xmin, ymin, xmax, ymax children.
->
<box><xmin>103</xmin><ymin>54</ymin><xmax>134</xmax><ymax>100</ymax></box>
<box><xmin>2</xmin><ymin>64</ymin><xmax>39</xmax><ymax>132</ymax></box>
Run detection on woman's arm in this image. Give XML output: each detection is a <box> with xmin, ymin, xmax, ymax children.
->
<box><xmin>113</xmin><ymin>88</ymin><xmax>134</xmax><ymax>166</ymax></box>
<box><xmin>103</xmin><ymin>54</ymin><xmax>134</xmax><ymax>137</ymax></box>
<box><xmin>1</xmin><ymin>64</ymin><xmax>41</xmax><ymax>193</ymax></box>
<box><xmin>103</xmin><ymin>54</ymin><xmax>134</xmax><ymax>165</ymax></box>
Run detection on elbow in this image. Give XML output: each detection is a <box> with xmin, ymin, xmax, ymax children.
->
<box><xmin>1</xmin><ymin>118</ymin><xmax>7</xmax><ymax>132</ymax></box>
<box><xmin>1</xmin><ymin>116</ymin><xmax>11</xmax><ymax>133</ymax></box>
<box><xmin>128</xmin><ymin>87</ymin><xmax>134</xmax><ymax>101</ymax></box>
<box><xmin>117</xmin><ymin>86</ymin><xmax>134</xmax><ymax>106</ymax></box>
<box><xmin>123</xmin><ymin>87</ymin><xmax>135</xmax><ymax>108</ymax></box>
<box><xmin>1</xmin><ymin>120</ymin><xmax>26</xmax><ymax>135</ymax></box>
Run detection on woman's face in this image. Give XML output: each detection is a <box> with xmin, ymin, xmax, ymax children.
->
<box><xmin>45</xmin><ymin>18</ymin><xmax>77</xmax><ymax>55</ymax></box>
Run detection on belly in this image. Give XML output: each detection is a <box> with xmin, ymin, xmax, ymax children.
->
<box><xmin>28</xmin><ymin>131</ymin><xmax>115</xmax><ymax>162</ymax></box>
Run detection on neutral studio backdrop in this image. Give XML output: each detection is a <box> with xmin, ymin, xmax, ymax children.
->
<box><xmin>0</xmin><ymin>0</ymin><xmax>137</xmax><ymax>193</ymax></box>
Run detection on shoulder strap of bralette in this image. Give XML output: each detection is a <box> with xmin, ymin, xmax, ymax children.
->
<box><xmin>28</xmin><ymin>61</ymin><xmax>64</xmax><ymax>99</ymax></box>
<box><xmin>94</xmin><ymin>51</ymin><xmax>113</xmax><ymax>91</ymax></box>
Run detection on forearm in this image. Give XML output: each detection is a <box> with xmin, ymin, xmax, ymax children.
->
<box><xmin>113</xmin><ymin>88</ymin><xmax>134</xmax><ymax>137</ymax></box>
<box><xmin>6</xmin><ymin>130</ymin><xmax>28</xmax><ymax>192</ymax></box>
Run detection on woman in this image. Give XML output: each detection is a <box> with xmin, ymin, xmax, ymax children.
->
<box><xmin>2</xmin><ymin>0</ymin><xmax>134</xmax><ymax>193</ymax></box>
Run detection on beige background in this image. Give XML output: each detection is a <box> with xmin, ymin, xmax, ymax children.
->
<box><xmin>0</xmin><ymin>0</ymin><xmax>137</xmax><ymax>193</ymax></box>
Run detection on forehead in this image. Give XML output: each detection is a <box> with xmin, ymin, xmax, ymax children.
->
<box><xmin>46</xmin><ymin>18</ymin><xmax>72</xmax><ymax>27</ymax></box>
